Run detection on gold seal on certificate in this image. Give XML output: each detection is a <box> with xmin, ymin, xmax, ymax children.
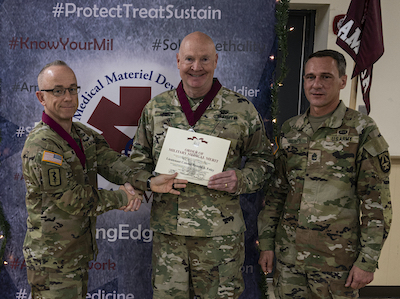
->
<box><xmin>155</xmin><ymin>127</ymin><xmax>231</xmax><ymax>186</ymax></box>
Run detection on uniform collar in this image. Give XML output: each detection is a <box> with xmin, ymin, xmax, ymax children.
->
<box><xmin>295</xmin><ymin>100</ymin><xmax>346</xmax><ymax>131</ymax></box>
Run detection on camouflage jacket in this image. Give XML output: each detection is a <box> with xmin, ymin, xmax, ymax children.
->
<box><xmin>130</xmin><ymin>83</ymin><xmax>274</xmax><ymax>237</ymax></box>
<box><xmin>258</xmin><ymin>101</ymin><xmax>392</xmax><ymax>272</ymax></box>
<box><xmin>21</xmin><ymin>120</ymin><xmax>139</xmax><ymax>271</ymax></box>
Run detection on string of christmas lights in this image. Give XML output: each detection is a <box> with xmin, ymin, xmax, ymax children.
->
<box><xmin>258</xmin><ymin>0</ymin><xmax>290</xmax><ymax>297</ymax></box>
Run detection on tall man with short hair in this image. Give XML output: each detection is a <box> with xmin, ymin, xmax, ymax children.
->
<box><xmin>258</xmin><ymin>50</ymin><xmax>392</xmax><ymax>298</ymax></box>
<box><xmin>130</xmin><ymin>31</ymin><xmax>274</xmax><ymax>298</ymax></box>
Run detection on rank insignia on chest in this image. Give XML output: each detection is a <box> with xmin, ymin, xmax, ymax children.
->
<box><xmin>308</xmin><ymin>149</ymin><xmax>321</xmax><ymax>165</ymax></box>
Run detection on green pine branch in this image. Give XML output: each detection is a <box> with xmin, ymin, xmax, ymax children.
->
<box><xmin>271</xmin><ymin>0</ymin><xmax>290</xmax><ymax>140</ymax></box>
<box><xmin>259</xmin><ymin>0</ymin><xmax>290</xmax><ymax>297</ymax></box>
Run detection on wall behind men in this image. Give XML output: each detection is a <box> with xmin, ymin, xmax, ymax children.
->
<box><xmin>0</xmin><ymin>1</ymin><xmax>276</xmax><ymax>298</ymax></box>
<box><xmin>290</xmin><ymin>0</ymin><xmax>400</xmax><ymax>286</ymax></box>
<box><xmin>290</xmin><ymin>0</ymin><xmax>400</xmax><ymax>156</ymax></box>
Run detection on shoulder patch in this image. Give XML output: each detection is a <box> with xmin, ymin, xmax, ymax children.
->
<box><xmin>378</xmin><ymin>152</ymin><xmax>391</xmax><ymax>173</ymax></box>
<box><xmin>363</xmin><ymin>135</ymin><xmax>389</xmax><ymax>157</ymax></box>
<box><xmin>42</xmin><ymin>150</ymin><xmax>63</xmax><ymax>165</ymax></box>
<box><xmin>48</xmin><ymin>168</ymin><xmax>61</xmax><ymax>186</ymax></box>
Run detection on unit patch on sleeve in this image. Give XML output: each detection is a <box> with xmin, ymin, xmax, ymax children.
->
<box><xmin>42</xmin><ymin>150</ymin><xmax>63</xmax><ymax>166</ymax></box>
<box><xmin>378</xmin><ymin>152</ymin><xmax>391</xmax><ymax>173</ymax></box>
<box><xmin>48</xmin><ymin>168</ymin><xmax>61</xmax><ymax>187</ymax></box>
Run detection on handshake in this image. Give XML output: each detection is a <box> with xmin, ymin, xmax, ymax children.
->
<box><xmin>118</xmin><ymin>172</ymin><xmax>188</xmax><ymax>212</ymax></box>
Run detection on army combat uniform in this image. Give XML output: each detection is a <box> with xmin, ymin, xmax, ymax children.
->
<box><xmin>258</xmin><ymin>101</ymin><xmax>392</xmax><ymax>298</ymax></box>
<box><xmin>21</xmin><ymin>120</ymin><xmax>140</xmax><ymax>299</ymax></box>
<box><xmin>130</xmin><ymin>82</ymin><xmax>274</xmax><ymax>298</ymax></box>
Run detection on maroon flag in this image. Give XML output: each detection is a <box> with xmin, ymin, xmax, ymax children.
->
<box><xmin>336</xmin><ymin>0</ymin><xmax>384</xmax><ymax>114</ymax></box>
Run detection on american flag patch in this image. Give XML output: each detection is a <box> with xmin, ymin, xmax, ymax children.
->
<box><xmin>42</xmin><ymin>151</ymin><xmax>63</xmax><ymax>166</ymax></box>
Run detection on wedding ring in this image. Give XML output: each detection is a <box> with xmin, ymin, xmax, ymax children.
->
<box><xmin>225</xmin><ymin>183</ymin><xmax>228</xmax><ymax>188</ymax></box>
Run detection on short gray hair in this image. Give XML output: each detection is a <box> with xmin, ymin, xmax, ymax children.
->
<box><xmin>37</xmin><ymin>60</ymin><xmax>71</xmax><ymax>87</ymax></box>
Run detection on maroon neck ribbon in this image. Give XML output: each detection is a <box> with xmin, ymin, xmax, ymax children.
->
<box><xmin>41</xmin><ymin>111</ymin><xmax>86</xmax><ymax>168</ymax></box>
<box><xmin>176</xmin><ymin>78</ymin><xmax>222</xmax><ymax>127</ymax></box>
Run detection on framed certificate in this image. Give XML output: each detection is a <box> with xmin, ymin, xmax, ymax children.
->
<box><xmin>155</xmin><ymin>127</ymin><xmax>231</xmax><ymax>186</ymax></box>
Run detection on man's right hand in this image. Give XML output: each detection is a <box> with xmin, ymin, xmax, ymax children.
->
<box><xmin>258</xmin><ymin>250</ymin><xmax>275</xmax><ymax>275</ymax></box>
<box><xmin>119</xmin><ymin>183</ymin><xmax>144</xmax><ymax>212</ymax></box>
<box><xmin>345</xmin><ymin>265</ymin><xmax>374</xmax><ymax>289</ymax></box>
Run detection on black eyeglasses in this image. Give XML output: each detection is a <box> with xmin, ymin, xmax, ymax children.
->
<box><xmin>40</xmin><ymin>86</ymin><xmax>81</xmax><ymax>97</ymax></box>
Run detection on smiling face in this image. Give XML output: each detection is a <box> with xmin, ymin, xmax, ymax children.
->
<box><xmin>36</xmin><ymin>65</ymin><xmax>78</xmax><ymax>132</ymax></box>
<box><xmin>176</xmin><ymin>32</ymin><xmax>218</xmax><ymax>98</ymax></box>
<box><xmin>303</xmin><ymin>56</ymin><xmax>347</xmax><ymax>116</ymax></box>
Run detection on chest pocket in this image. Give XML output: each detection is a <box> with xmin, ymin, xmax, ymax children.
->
<box><xmin>212</xmin><ymin>119</ymin><xmax>242</xmax><ymax>159</ymax></box>
<box><xmin>152</xmin><ymin>115</ymin><xmax>174</xmax><ymax>161</ymax></box>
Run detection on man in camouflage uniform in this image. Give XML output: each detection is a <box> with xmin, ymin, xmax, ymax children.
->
<box><xmin>258</xmin><ymin>50</ymin><xmax>392</xmax><ymax>298</ymax></box>
<box><xmin>130</xmin><ymin>31</ymin><xmax>274</xmax><ymax>298</ymax></box>
<box><xmin>21</xmin><ymin>61</ymin><xmax>182</xmax><ymax>299</ymax></box>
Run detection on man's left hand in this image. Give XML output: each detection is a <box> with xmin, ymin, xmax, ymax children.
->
<box><xmin>207</xmin><ymin>170</ymin><xmax>238</xmax><ymax>193</ymax></box>
<box><xmin>345</xmin><ymin>265</ymin><xmax>374</xmax><ymax>289</ymax></box>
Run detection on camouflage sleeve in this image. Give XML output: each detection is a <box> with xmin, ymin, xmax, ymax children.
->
<box><xmin>258</xmin><ymin>147</ymin><xmax>288</xmax><ymax>251</ymax></box>
<box><xmin>129</xmin><ymin>105</ymin><xmax>156</xmax><ymax>191</ymax></box>
<box><xmin>93</xmin><ymin>129</ymin><xmax>144</xmax><ymax>189</ymax></box>
<box><xmin>23</xmin><ymin>146</ymin><xmax>130</xmax><ymax>217</ymax></box>
<box><xmin>234</xmin><ymin>112</ymin><xmax>275</xmax><ymax>194</ymax></box>
<box><xmin>354</xmin><ymin>129</ymin><xmax>392</xmax><ymax>272</ymax></box>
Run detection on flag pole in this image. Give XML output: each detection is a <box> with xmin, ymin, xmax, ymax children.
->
<box><xmin>349</xmin><ymin>76</ymin><xmax>358</xmax><ymax>110</ymax></box>
<box><xmin>349</xmin><ymin>62</ymin><xmax>358</xmax><ymax>110</ymax></box>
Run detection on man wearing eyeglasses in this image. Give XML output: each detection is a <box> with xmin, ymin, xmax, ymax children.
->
<box><xmin>21</xmin><ymin>60</ymin><xmax>186</xmax><ymax>299</ymax></box>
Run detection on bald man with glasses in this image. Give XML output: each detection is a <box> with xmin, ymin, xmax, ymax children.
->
<box><xmin>21</xmin><ymin>60</ymin><xmax>186</xmax><ymax>299</ymax></box>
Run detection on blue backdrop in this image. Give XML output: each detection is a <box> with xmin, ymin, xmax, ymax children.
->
<box><xmin>0</xmin><ymin>1</ymin><xmax>276</xmax><ymax>298</ymax></box>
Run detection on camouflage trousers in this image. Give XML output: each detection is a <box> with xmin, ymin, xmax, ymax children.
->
<box><xmin>273</xmin><ymin>261</ymin><xmax>359</xmax><ymax>299</ymax></box>
<box><xmin>152</xmin><ymin>232</ymin><xmax>245</xmax><ymax>299</ymax></box>
<box><xmin>27</xmin><ymin>266</ymin><xmax>88</xmax><ymax>299</ymax></box>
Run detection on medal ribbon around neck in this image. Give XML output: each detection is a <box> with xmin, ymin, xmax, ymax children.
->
<box><xmin>176</xmin><ymin>79</ymin><xmax>222</xmax><ymax>127</ymax></box>
<box><xmin>42</xmin><ymin>111</ymin><xmax>86</xmax><ymax>168</ymax></box>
